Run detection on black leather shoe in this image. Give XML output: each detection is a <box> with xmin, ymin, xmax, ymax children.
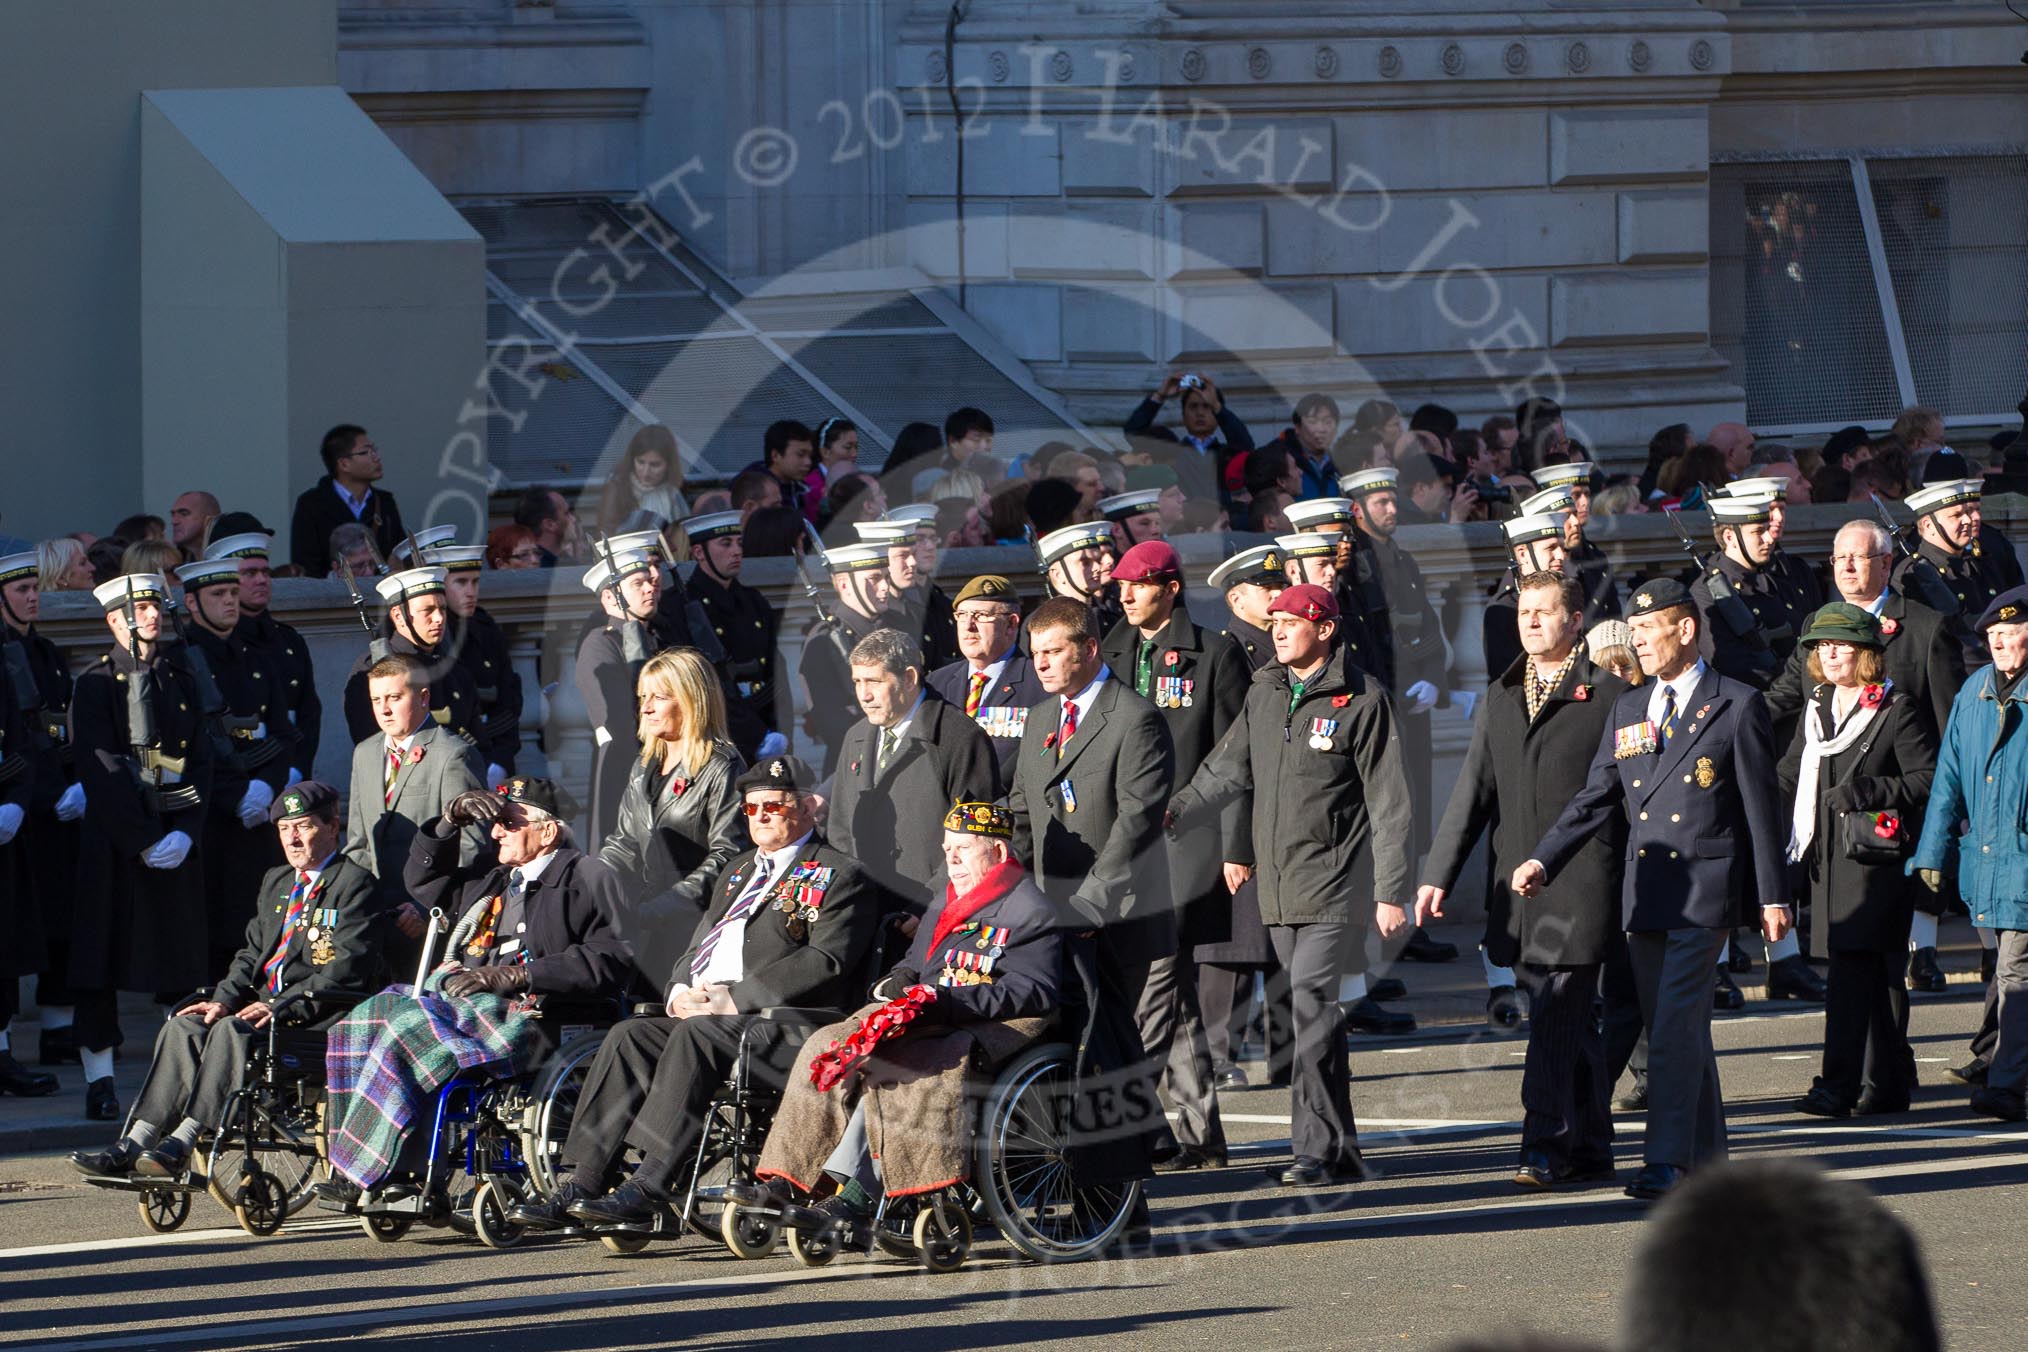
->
<box><xmin>1157</xmin><ymin>1144</ymin><xmax>1228</xmax><ymax>1172</ymax></box>
<box><xmin>1276</xmin><ymin>1155</ymin><xmax>1369</xmax><ymax>1187</ymax></box>
<box><xmin>1969</xmin><ymin>1086</ymin><xmax>2028</xmax><ymax>1122</ymax></box>
<box><xmin>1214</xmin><ymin>1064</ymin><xmax>1249</xmax><ymax>1092</ymax></box>
<box><xmin>1344</xmin><ymin>996</ymin><xmax>1415</xmax><ymax>1035</ymax></box>
<box><xmin>1981</xmin><ymin>946</ymin><xmax>1998</xmax><ymax>986</ymax></box>
<box><xmin>1624</xmin><ymin>1162</ymin><xmax>1688</xmax><ymax>1201</ymax></box>
<box><xmin>1855</xmin><ymin>1089</ymin><xmax>1912</xmax><ymax>1116</ymax></box>
<box><xmin>1766</xmin><ymin>955</ymin><xmax>1828</xmax><ymax>1002</ymax></box>
<box><xmin>508</xmin><ymin>1179</ymin><xmax>592</xmax><ymax>1230</ymax></box>
<box><xmin>314</xmin><ymin>1177</ymin><xmax>362</xmax><ymax>1206</ymax></box>
<box><xmin>1794</xmin><ymin>1084</ymin><xmax>1853</xmax><ymax>1118</ymax></box>
<box><xmin>1948</xmin><ymin>1058</ymin><xmax>1990</xmax><ymax>1086</ymax></box>
<box><xmin>1512</xmin><ymin>1149</ymin><xmax>1556</xmax><ymax>1190</ymax></box>
<box><xmin>1369</xmin><ymin>976</ymin><xmax>1407</xmax><ymax>1002</ymax></box>
<box><xmin>134</xmin><ymin>1137</ymin><xmax>190</xmax><ymax>1178</ymax></box>
<box><xmin>84</xmin><ymin>1076</ymin><xmax>119</xmax><ymax>1122</ymax></box>
<box><xmin>1558</xmin><ymin>1158</ymin><xmax>1618</xmax><ymax>1186</ymax></box>
<box><xmin>1487</xmin><ymin>986</ymin><xmax>1523</xmax><ymax>1030</ymax></box>
<box><xmin>1400</xmin><ymin>928</ymin><xmax>1459</xmax><ymax>963</ymax></box>
<box><xmin>1713</xmin><ymin>969</ymin><xmax>1745</xmax><ymax>1012</ymax></box>
<box><xmin>0</xmin><ymin>1051</ymin><xmax>57</xmax><ymax>1097</ymax></box>
<box><xmin>1612</xmin><ymin>1084</ymin><xmax>1648</xmax><ymax>1113</ymax></box>
<box><xmin>568</xmin><ymin>1178</ymin><xmax>665</xmax><ymax>1227</ymax></box>
<box><xmin>1726</xmin><ymin>936</ymin><xmax>1754</xmax><ymax>973</ymax></box>
<box><xmin>39</xmin><ymin>1026</ymin><xmax>79</xmax><ymax>1067</ymax></box>
<box><xmin>71</xmin><ymin>1139</ymin><xmax>145</xmax><ymax>1179</ymax></box>
<box><xmin>1906</xmin><ymin>947</ymin><xmax>1948</xmax><ymax>994</ymax></box>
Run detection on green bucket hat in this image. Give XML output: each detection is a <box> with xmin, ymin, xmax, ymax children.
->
<box><xmin>1799</xmin><ymin>601</ymin><xmax>1883</xmax><ymax>649</ymax></box>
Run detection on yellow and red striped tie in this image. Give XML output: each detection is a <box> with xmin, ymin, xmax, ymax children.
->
<box><xmin>966</xmin><ymin>670</ymin><xmax>989</xmax><ymax>717</ymax></box>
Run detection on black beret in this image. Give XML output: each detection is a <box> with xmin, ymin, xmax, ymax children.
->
<box><xmin>269</xmin><ymin>780</ymin><xmax>340</xmax><ymax>824</ymax></box>
<box><xmin>736</xmin><ymin>755</ymin><xmax>819</xmax><ymax>795</ymax></box>
<box><xmin>1976</xmin><ymin>585</ymin><xmax>2028</xmax><ymax>633</ymax></box>
<box><xmin>1627</xmin><ymin>577</ymin><xmax>1695</xmax><ymax>618</ymax></box>
<box><xmin>498</xmin><ymin>775</ymin><xmax>574</xmax><ymax>820</ymax></box>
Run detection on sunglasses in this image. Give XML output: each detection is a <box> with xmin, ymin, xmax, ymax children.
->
<box><xmin>742</xmin><ymin>799</ymin><xmax>798</xmax><ymax>819</ymax></box>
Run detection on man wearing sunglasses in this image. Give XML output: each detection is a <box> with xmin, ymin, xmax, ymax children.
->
<box><xmin>927</xmin><ymin>574</ymin><xmax>1046</xmax><ymax>781</ymax></box>
<box><xmin>514</xmin><ymin>756</ymin><xmax>883</xmax><ymax>1231</ymax></box>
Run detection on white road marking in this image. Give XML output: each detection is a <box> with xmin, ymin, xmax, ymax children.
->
<box><xmin>0</xmin><ymin>1217</ymin><xmax>353</xmax><ymax>1262</ymax></box>
<box><xmin>1770</xmin><ymin>1054</ymin><xmax>1813</xmax><ymax>1060</ymax></box>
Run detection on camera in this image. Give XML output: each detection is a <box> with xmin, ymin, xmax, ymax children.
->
<box><xmin>1471</xmin><ymin>477</ymin><xmax>1512</xmax><ymax>505</ymax></box>
<box><xmin>1179</xmin><ymin>373</ymin><xmax>1205</xmax><ymax>392</ymax></box>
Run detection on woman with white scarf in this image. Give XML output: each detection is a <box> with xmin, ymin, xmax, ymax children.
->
<box><xmin>1776</xmin><ymin>603</ymin><xmax>1937</xmax><ymax>1119</ymax></box>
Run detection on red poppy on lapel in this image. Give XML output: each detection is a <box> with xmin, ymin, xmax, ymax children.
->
<box><xmin>1572</xmin><ymin>685</ymin><xmax>1591</xmax><ymax>701</ymax></box>
<box><xmin>408</xmin><ymin>745</ymin><xmax>425</xmax><ymax>765</ymax></box>
<box><xmin>670</xmin><ymin>777</ymin><xmax>689</xmax><ymax>798</ymax></box>
<box><xmin>1164</xmin><ymin>650</ymin><xmax>1180</xmax><ymax>668</ymax></box>
<box><xmin>1880</xmin><ymin>617</ymin><xmax>1900</xmax><ymax>637</ymax></box>
<box><xmin>1331</xmin><ymin>694</ymin><xmax>1351</xmax><ymax>708</ymax></box>
<box><xmin>1042</xmin><ymin>731</ymin><xmax>1059</xmax><ymax>751</ymax></box>
<box><xmin>1859</xmin><ymin>683</ymin><xmax>1886</xmax><ymax>710</ymax></box>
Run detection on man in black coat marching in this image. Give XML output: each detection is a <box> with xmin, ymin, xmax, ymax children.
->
<box><xmin>1420</xmin><ymin>572</ymin><xmax>1628</xmax><ymax>1189</ymax></box>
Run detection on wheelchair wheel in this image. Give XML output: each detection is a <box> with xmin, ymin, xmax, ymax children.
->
<box><xmin>137</xmin><ymin>1187</ymin><xmax>190</xmax><ymax>1234</ymax></box>
<box><xmin>235</xmin><ymin>1170</ymin><xmax>288</xmax><ymax>1237</ymax></box>
<box><xmin>524</xmin><ymin>1032</ymin><xmax>605</xmax><ymax>1197</ymax></box>
<box><xmin>679</xmin><ymin>1107</ymin><xmax>741</xmax><ymax>1240</ymax></box>
<box><xmin>786</xmin><ymin>1221</ymin><xmax>843</xmax><ymax>1267</ymax></box>
<box><xmin>973</xmin><ymin>1041</ymin><xmax>1142</xmax><ymax>1263</ymax></box>
<box><xmin>871</xmin><ymin>1197</ymin><xmax>919</xmax><ymax>1260</ymax></box>
<box><xmin>719</xmin><ymin>1204</ymin><xmax>781</xmax><ymax>1259</ymax></box>
<box><xmin>911</xmin><ymin>1199</ymin><xmax>972</xmax><ymax>1273</ymax></box>
<box><xmin>471</xmin><ymin>1179</ymin><xmax>526</xmax><ymax>1251</ymax></box>
<box><xmin>208</xmin><ymin>1105</ymin><xmax>323</xmax><ymax>1221</ymax></box>
<box><xmin>360</xmin><ymin>1213</ymin><xmax>413</xmax><ymax>1244</ymax></box>
<box><xmin>599</xmin><ymin>1229</ymin><xmax>654</xmax><ymax>1256</ymax></box>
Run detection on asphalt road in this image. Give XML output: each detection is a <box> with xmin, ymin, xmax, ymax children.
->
<box><xmin>2</xmin><ymin>986</ymin><xmax>2022</xmax><ymax>1352</ymax></box>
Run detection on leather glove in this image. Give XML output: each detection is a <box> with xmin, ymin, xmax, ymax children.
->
<box><xmin>445</xmin><ymin>789</ymin><xmax>506</xmax><ymax>828</ymax></box>
<box><xmin>142</xmin><ymin>830</ymin><xmax>193</xmax><ymax>870</ymax></box>
<box><xmin>1918</xmin><ymin>868</ymin><xmax>1945</xmax><ymax>894</ymax></box>
<box><xmin>1830</xmin><ymin>777</ymin><xmax>1885</xmax><ymax>814</ymax></box>
<box><xmin>1404</xmin><ymin>680</ymin><xmax>1439</xmax><ymax>714</ymax></box>
<box><xmin>756</xmin><ymin>731</ymin><xmax>789</xmax><ymax>759</ymax></box>
<box><xmin>236</xmin><ymin>780</ymin><xmax>275</xmax><ymax>829</ymax></box>
<box><xmin>54</xmin><ymin>782</ymin><xmax>86</xmax><ymax>821</ymax></box>
<box><xmin>871</xmin><ymin>967</ymin><xmax>921</xmax><ymax>1002</ymax></box>
<box><xmin>0</xmin><ymin>802</ymin><xmax>22</xmax><ymax>845</ymax></box>
<box><xmin>443</xmin><ymin>964</ymin><xmax>531</xmax><ymax>999</ymax></box>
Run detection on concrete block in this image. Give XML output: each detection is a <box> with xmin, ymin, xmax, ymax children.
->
<box><xmin>1550</xmin><ymin>270</ymin><xmax>1708</xmax><ymax>346</ymax></box>
<box><xmin>1550</xmin><ymin>109</ymin><xmax>1708</xmax><ymax>186</ymax></box>
<box><xmin>1265</xmin><ymin>191</ymin><xmax>1616</xmax><ymax>278</ymax></box>
<box><xmin>903</xmin><ymin>200</ymin><xmax>1009</xmax><ymax>279</ymax></box>
<box><xmin>1169</xmin><ymin>202</ymin><xmax>1264</xmax><ymax>277</ymax></box>
<box><xmin>1062</xmin><ymin>120</ymin><xmax>1158</xmax><ymax>197</ymax></box>
<box><xmin>1170</xmin><ymin>117</ymin><xmax>1335</xmax><ymax>196</ymax></box>
<box><xmin>906</xmin><ymin>123</ymin><xmax>1061</xmax><ymax>198</ymax></box>
<box><xmin>963</xmin><ymin>283</ymin><xmax>1064</xmax><ymax>363</ymax></box>
<box><xmin>1617</xmin><ymin>189</ymin><xmax>1709</xmax><ymax>264</ymax></box>
<box><xmin>1009</xmin><ymin>203</ymin><xmax>1157</xmax><ymax>280</ymax></box>
<box><xmin>1063</xmin><ymin>285</ymin><xmax>1159</xmax><ymax>362</ymax></box>
<box><xmin>1174</xmin><ymin>283</ymin><xmax>1334</xmax><ymax>360</ymax></box>
<box><xmin>1335</xmin><ymin>274</ymin><xmax>1550</xmax><ymax>357</ymax></box>
<box><xmin>1333</xmin><ymin>109</ymin><xmax>1548</xmax><ymax>192</ymax></box>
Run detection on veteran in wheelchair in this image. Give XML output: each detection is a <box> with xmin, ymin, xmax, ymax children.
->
<box><xmin>312</xmin><ymin>775</ymin><xmax>632</xmax><ymax>1222</ymax></box>
<box><xmin>508</xmin><ymin>755</ymin><xmax>882</xmax><ymax>1235</ymax></box>
<box><xmin>69</xmin><ymin>782</ymin><xmax>386</xmax><ymax>1229</ymax></box>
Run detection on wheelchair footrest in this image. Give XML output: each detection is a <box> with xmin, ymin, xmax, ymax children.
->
<box><xmin>82</xmin><ymin>1174</ymin><xmax>205</xmax><ymax>1195</ymax></box>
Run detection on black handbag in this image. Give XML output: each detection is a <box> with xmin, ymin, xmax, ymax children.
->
<box><xmin>1839</xmin><ymin>808</ymin><xmax>1912</xmax><ymax>865</ymax></box>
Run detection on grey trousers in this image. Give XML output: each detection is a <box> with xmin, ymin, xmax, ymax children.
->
<box><xmin>1268</xmin><ymin>922</ymin><xmax>1361</xmax><ymax>1167</ymax></box>
<box><xmin>1626</xmin><ymin>928</ymin><xmax>1729</xmax><ymax>1169</ymax></box>
<box><xmin>1134</xmin><ymin>953</ymin><xmax>1226</xmax><ymax>1152</ymax></box>
<box><xmin>131</xmin><ymin>1013</ymin><xmax>257</xmax><ymax>1134</ymax></box>
<box><xmin>1991</xmin><ymin>930</ymin><xmax>2028</xmax><ymax>1092</ymax></box>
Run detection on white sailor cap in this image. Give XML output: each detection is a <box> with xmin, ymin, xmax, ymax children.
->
<box><xmin>1721</xmin><ymin>475</ymin><xmax>1790</xmax><ymax>503</ymax></box>
<box><xmin>1097</xmin><ymin>489</ymin><xmax>1162</xmax><ymax>521</ymax></box>
<box><xmin>1276</xmin><ymin>532</ymin><xmax>1336</xmax><ymax>562</ymax></box>
<box><xmin>1502</xmin><ymin>512</ymin><xmax>1567</xmax><ymax>546</ymax></box>
<box><xmin>389</xmin><ymin>525</ymin><xmax>459</xmax><ymax>565</ymax></box>
<box><xmin>94</xmin><ymin>573</ymin><xmax>169</xmax><ymax>612</ymax></box>
<box><xmin>1709</xmin><ymin>493</ymin><xmax>1776</xmax><ymax>526</ymax></box>
<box><xmin>1283</xmin><ymin>497</ymin><xmax>1354</xmax><ymax>530</ymax></box>
<box><xmin>822</xmin><ymin>542</ymin><xmax>890</xmax><ymax>574</ymax></box>
<box><xmin>1207</xmin><ymin>545</ymin><xmax>1285</xmax><ymax>592</ymax></box>
<box><xmin>422</xmin><ymin>545</ymin><xmax>487</xmax><ymax>573</ymax></box>
<box><xmin>852</xmin><ymin>520</ymin><xmax>916</xmax><ymax>546</ymax></box>
<box><xmin>1339</xmin><ymin>467</ymin><xmax>1400</xmax><ymax>499</ymax></box>
<box><xmin>0</xmin><ymin>552</ymin><xmax>38</xmax><ymax>586</ymax></box>
<box><xmin>581</xmin><ymin>550</ymin><xmax>659</xmax><ymax>593</ymax></box>
<box><xmin>203</xmin><ymin>533</ymin><xmax>272</xmax><ymax>562</ymax></box>
<box><xmin>603</xmin><ymin>529</ymin><xmax>668</xmax><ymax>560</ymax></box>
<box><xmin>1518</xmin><ymin>486</ymin><xmax>1577</xmax><ymax>518</ymax></box>
<box><xmin>1531</xmin><ymin>461</ymin><xmax>1595</xmax><ymax>491</ymax></box>
<box><xmin>680</xmin><ymin>512</ymin><xmax>742</xmax><ymax>544</ymax></box>
<box><xmin>376</xmin><ymin>566</ymin><xmax>449</xmax><ymax>603</ymax></box>
<box><xmin>884</xmin><ymin>503</ymin><xmax>940</xmax><ymax>529</ymax></box>
<box><xmin>1904</xmin><ymin>478</ymin><xmax>1982</xmax><ymax>517</ymax></box>
<box><xmin>174</xmin><ymin>558</ymin><xmax>241</xmax><ymax>592</ymax></box>
<box><xmin>1036</xmin><ymin>522</ymin><xmax>1115</xmax><ymax>568</ymax></box>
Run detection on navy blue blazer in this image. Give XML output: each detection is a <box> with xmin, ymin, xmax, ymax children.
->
<box><xmin>926</xmin><ymin>653</ymin><xmax>1050</xmax><ymax>781</ymax></box>
<box><xmin>888</xmin><ymin>871</ymin><xmax>1064</xmax><ymax>1025</ymax></box>
<box><xmin>1531</xmin><ymin>669</ymin><xmax>1787</xmax><ymax>933</ymax></box>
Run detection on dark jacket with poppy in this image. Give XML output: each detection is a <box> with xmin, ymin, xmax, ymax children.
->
<box><xmin>1776</xmin><ymin>685</ymin><xmax>1935</xmax><ymax>954</ymax></box>
<box><xmin>405</xmin><ymin>820</ymin><xmax>633</xmax><ymax>1005</ymax></box>
<box><xmin>887</xmin><ymin>863</ymin><xmax>1064</xmax><ymax>1024</ymax></box>
<box><xmin>670</xmin><ymin>837</ymin><xmax>881</xmax><ymax>1012</ymax></box>
<box><xmin>1099</xmin><ymin>607</ymin><xmax>1250</xmax><ymax>945</ymax></box>
<box><xmin>211</xmin><ymin>856</ymin><xmax>386</xmax><ymax>1026</ymax></box>
<box><xmin>598</xmin><ymin>742</ymin><xmax>746</xmax><ymax>988</ymax></box>
<box><xmin>928</xmin><ymin>651</ymin><xmax>1050</xmax><ymax>782</ymax></box>
<box><xmin>1423</xmin><ymin>653</ymin><xmax>1628</xmax><ymax>966</ymax></box>
<box><xmin>1765</xmin><ymin>591</ymin><xmax>1964</xmax><ymax>741</ymax></box>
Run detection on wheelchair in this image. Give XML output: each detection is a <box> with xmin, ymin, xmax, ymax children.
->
<box><xmin>83</xmin><ymin>991</ymin><xmax>355</xmax><ymax>1239</ymax></box>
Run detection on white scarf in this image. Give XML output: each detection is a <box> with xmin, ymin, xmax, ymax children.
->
<box><xmin>1786</xmin><ymin>682</ymin><xmax>1888</xmax><ymax>862</ymax></box>
<box><xmin>630</xmin><ymin>478</ymin><xmax>687</xmax><ymax>526</ymax></box>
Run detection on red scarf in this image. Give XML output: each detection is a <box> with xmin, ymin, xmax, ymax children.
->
<box><xmin>926</xmin><ymin>857</ymin><xmax>1025</xmax><ymax>957</ymax></box>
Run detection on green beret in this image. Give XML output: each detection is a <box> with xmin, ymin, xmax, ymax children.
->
<box><xmin>1798</xmin><ymin>601</ymin><xmax>1884</xmax><ymax>649</ymax></box>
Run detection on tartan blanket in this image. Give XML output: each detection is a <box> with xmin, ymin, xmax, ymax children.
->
<box><xmin>323</xmin><ymin>976</ymin><xmax>538</xmax><ymax>1187</ymax></box>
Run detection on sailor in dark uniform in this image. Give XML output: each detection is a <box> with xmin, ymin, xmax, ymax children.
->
<box><xmin>1035</xmin><ymin>521</ymin><xmax>1124</xmax><ymax>636</ymax></box>
<box><xmin>0</xmin><ymin>550</ymin><xmax>84</xmax><ymax>1072</ymax></box>
<box><xmin>884</xmin><ymin>504</ymin><xmax>960</xmax><ymax>672</ymax></box>
<box><xmin>575</xmin><ymin>543</ymin><xmax>668</xmax><ymax>846</ymax></box>
<box><xmin>800</xmin><ymin>541</ymin><xmax>893</xmax><ymax>777</ymax></box>
<box><xmin>173</xmin><ymin>558</ymin><xmax>294</xmax><ymax>978</ymax></box>
<box><xmin>205</xmin><ymin>523</ymin><xmax>320</xmax><ymax>785</ymax></box>
<box><xmin>340</xmin><ymin>565</ymin><xmax>481</xmax><ymax>748</ymax></box>
<box><xmin>1524</xmin><ymin>462</ymin><xmax>1620</xmax><ymax>625</ymax></box>
<box><xmin>1722</xmin><ymin>474</ymin><xmax>1825</xmax><ymax>625</ymax></box>
<box><xmin>1097</xmin><ymin>488</ymin><xmax>1166</xmax><ymax>551</ymax></box>
<box><xmin>1483</xmin><ymin>508</ymin><xmax>1586</xmax><ymax>684</ymax></box>
<box><xmin>1895</xmin><ymin>477</ymin><xmax>2026</xmax><ymax>665</ymax></box>
<box><xmin>681</xmin><ymin>511</ymin><xmax>786</xmax><ymax>763</ymax></box>
<box><xmin>0</xmin><ymin>651</ymin><xmax>52</xmax><ymax>1095</ymax></box>
<box><xmin>1691</xmin><ymin>491</ymin><xmax>1818</xmax><ymax>691</ymax></box>
<box><xmin>1283</xmin><ymin>497</ymin><xmax>1378</xmax><ymax>675</ymax></box>
<box><xmin>926</xmin><ymin>573</ymin><xmax>1048</xmax><ymax>781</ymax></box>
<box><xmin>407</xmin><ymin>533</ymin><xmax>524</xmax><ymax>782</ymax></box>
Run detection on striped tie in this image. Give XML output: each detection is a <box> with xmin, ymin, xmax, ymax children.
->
<box><xmin>690</xmin><ymin>860</ymin><xmax>775</xmax><ymax>983</ymax></box>
<box><xmin>965</xmin><ymin>670</ymin><xmax>989</xmax><ymax>717</ymax></box>
<box><xmin>263</xmin><ymin>871</ymin><xmax>313</xmax><ymax>994</ymax></box>
<box><xmin>1058</xmin><ymin>701</ymin><xmax>1078</xmax><ymax>759</ymax></box>
<box><xmin>1659</xmin><ymin>685</ymin><xmax>1678</xmax><ymax>746</ymax></box>
<box><xmin>384</xmin><ymin>744</ymin><xmax>403</xmax><ymax>804</ymax></box>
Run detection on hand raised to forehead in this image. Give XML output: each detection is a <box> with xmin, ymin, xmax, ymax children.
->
<box><xmin>446</xmin><ymin>789</ymin><xmax>506</xmax><ymax>828</ymax></box>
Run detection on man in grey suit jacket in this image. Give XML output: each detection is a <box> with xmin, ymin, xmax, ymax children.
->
<box><xmin>1007</xmin><ymin>597</ymin><xmax>1177</xmax><ymax>1177</ymax></box>
<box><xmin>1518</xmin><ymin>579</ymin><xmax>1789</xmax><ymax>1203</ymax></box>
<box><xmin>828</xmin><ymin>629</ymin><xmax>999</xmax><ymax>921</ymax></box>
<box><xmin>342</xmin><ymin>653</ymin><xmax>485</xmax><ymax>941</ymax></box>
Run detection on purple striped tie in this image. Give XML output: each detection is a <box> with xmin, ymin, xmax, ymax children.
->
<box><xmin>263</xmin><ymin>871</ymin><xmax>312</xmax><ymax>994</ymax></box>
<box><xmin>689</xmin><ymin>860</ymin><xmax>775</xmax><ymax>983</ymax></box>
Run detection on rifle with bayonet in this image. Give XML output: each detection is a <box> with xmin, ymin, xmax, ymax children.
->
<box><xmin>1664</xmin><ymin>506</ymin><xmax>1769</xmax><ymax>655</ymax></box>
<box><xmin>1871</xmin><ymin>493</ymin><xmax>1962</xmax><ymax>619</ymax></box>
<box><xmin>122</xmin><ymin>587</ymin><xmax>201</xmax><ymax>815</ymax></box>
<box><xmin>797</xmin><ymin>521</ymin><xmax>855</xmax><ymax>663</ymax></box>
<box><xmin>339</xmin><ymin>557</ymin><xmax>391</xmax><ymax>663</ymax></box>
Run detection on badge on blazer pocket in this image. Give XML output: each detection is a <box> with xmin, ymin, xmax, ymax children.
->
<box><xmin>1694</xmin><ymin>757</ymin><xmax>1716</xmax><ymax>789</ymax></box>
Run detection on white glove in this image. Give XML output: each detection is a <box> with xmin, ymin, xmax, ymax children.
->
<box><xmin>236</xmin><ymin>780</ymin><xmax>275</xmax><ymax>829</ymax></box>
<box><xmin>54</xmin><ymin>782</ymin><xmax>86</xmax><ymax>821</ymax></box>
<box><xmin>756</xmin><ymin>731</ymin><xmax>789</xmax><ymax>759</ymax></box>
<box><xmin>1449</xmin><ymin>689</ymin><xmax>1479</xmax><ymax>720</ymax></box>
<box><xmin>1404</xmin><ymin>680</ymin><xmax>1439</xmax><ymax>714</ymax></box>
<box><xmin>285</xmin><ymin>766</ymin><xmax>304</xmax><ymax>788</ymax></box>
<box><xmin>0</xmin><ymin>803</ymin><xmax>22</xmax><ymax>845</ymax></box>
<box><xmin>142</xmin><ymin>830</ymin><xmax>193</xmax><ymax>871</ymax></box>
<box><xmin>486</xmin><ymin>763</ymin><xmax>507</xmax><ymax>786</ymax></box>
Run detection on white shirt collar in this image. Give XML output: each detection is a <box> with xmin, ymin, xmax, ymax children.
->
<box><xmin>968</xmin><ymin>652</ymin><xmax>1012</xmax><ymax>687</ymax></box>
<box><xmin>1062</xmin><ymin>665</ymin><xmax>1112</xmax><ymax>724</ymax></box>
<box><xmin>385</xmin><ymin>716</ymin><xmax>429</xmax><ymax>756</ymax></box>
<box><xmin>296</xmin><ymin>851</ymin><xmax>339</xmax><ymax>887</ymax></box>
<box><xmin>511</xmin><ymin>849</ymin><xmax>559</xmax><ymax>888</ymax></box>
<box><xmin>334</xmin><ymin>480</ymin><xmax>372</xmax><ymax>516</ymax></box>
<box><xmin>1858</xmin><ymin>588</ymin><xmax>1890</xmax><ymax>616</ymax></box>
<box><xmin>757</xmin><ymin>830</ymin><xmax>815</xmax><ymax>876</ymax></box>
<box><xmin>1648</xmin><ymin>659</ymin><xmax>1709</xmax><ymax>721</ymax></box>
